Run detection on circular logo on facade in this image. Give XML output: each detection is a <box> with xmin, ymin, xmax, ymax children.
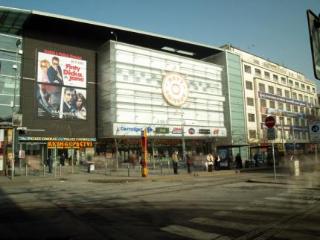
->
<box><xmin>162</xmin><ymin>73</ymin><xmax>188</xmax><ymax>107</ymax></box>
<box><xmin>311</xmin><ymin>125</ymin><xmax>319</xmax><ymax>132</ymax></box>
<box><xmin>188</xmin><ymin>128</ymin><xmax>195</xmax><ymax>134</ymax></box>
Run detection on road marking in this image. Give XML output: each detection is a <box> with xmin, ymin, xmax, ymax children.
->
<box><xmin>161</xmin><ymin>225</ymin><xmax>229</xmax><ymax>240</ymax></box>
<box><xmin>264</xmin><ymin>196</ymin><xmax>316</xmax><ymax>204</ymax></box>
<box><xmin>274</xmin><ymin>230</ymin><xmax>320</xmax><ymax>240</ymax></box>
<box><xmin>190</xmin><ymin>217</ymin><xmax>257</xmax><ymax>232</ymax></box>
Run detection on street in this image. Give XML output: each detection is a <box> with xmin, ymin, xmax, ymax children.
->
<box><xmin>0</xmin><ymin>169</ymin><xmax>319</xmax><ymax>240</ymax></box>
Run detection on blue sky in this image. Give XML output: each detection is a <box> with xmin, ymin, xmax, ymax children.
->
<box><xmin>1</xmin><ymin>0</ymin><xmax>320</xmax><ymax>86</ymax></box>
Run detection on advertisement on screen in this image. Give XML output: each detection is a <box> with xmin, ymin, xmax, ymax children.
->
<box><xmin>36</xmin><ymin>84</ymin><xmax>87</xmax><ymax>120</ymax></box>
<box><xmin>36</xmin><ymin>50</ymin><xmax>87</xmax><ymax>120</ymax></box>
<box><xmin>37</xmin><ymin>50</ymin><xmax>87</xmax><ymax>88</ymax></box>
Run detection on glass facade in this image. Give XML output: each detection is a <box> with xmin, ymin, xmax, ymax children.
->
<box><xmin>226</xmin><ymin>52</ymin><xmax>248</xmax><ymax>159</ymax></box>
<box><xmin>0</xmin><ymin>33</ymin><xmax>22</xmax><ymax>123</ymax></box>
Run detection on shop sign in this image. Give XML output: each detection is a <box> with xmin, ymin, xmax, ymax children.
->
<box><xmin>155</xmin><ymin>127</ymin><xmax>169</xmax><ymax>134</ymax></box>
<box><xmin>259</xmin><ymin>92</ymin><xmax>313</xmax><ymax>107</ymax></box>
<box><xmin>19</xmin><ymin>136</ymin><xmax>96</xmax><ymax>141</ymax></box>
<box><xmin>172</xmin><ymin>127</ymin><xmax>182</xmax><ymax>134</ymax></box>
<box><xmin>48</xmin><ymin>141</ymin><xmax>93</xmax><ymax>149</ymax></box>
<box><xmin>18</xmin><ymin>150</ymin><xmax>25</xmax><ymax>159</ymax></box>
<box><xmin>199</xmin><ymin>129</ymin><xmax>210</xmax><ymax>134</ymax></box>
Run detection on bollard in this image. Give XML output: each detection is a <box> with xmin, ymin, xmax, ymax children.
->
<box><xmin>294</xmin><ymin>160</ymin><xmax>300</xmax><ymax>176</ymax></box>
<box><xmin>127</xmin><ymin>163</ymin><xmax>130</xmax><ymax>177</ymax></box>
<box><xmin>25</xmin><ymin>159</ymin><xmax>28</xmax><ymax>177</ymax></box>
<box><xmin>160</xmin><ymin>161</ymin><xmax>163</xmax><ymax>175</ymax></box>
<box><xmin>43</xmin><ymin>164</ymin><xmax>46</xmax><ymax>176</ymax></box>
<box><xmin>59</xmin><ymin>164</ymin><xmax>62</xmax><ymax>177</ymax></box>
<box><xmin>11</xmin><ymin>158</ymin><xmax>14</xmax><ymax>180</ymax></box>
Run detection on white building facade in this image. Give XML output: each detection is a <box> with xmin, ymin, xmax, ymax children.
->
<box><xmin>225</xmin><ymin>46</ymin><xmax>318</xmax><ymax>155</ymax></box>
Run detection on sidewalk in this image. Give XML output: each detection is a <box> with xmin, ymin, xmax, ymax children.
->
<box><xmin>0</xmin><ymin>167</ymin><xmax>240</xmax><ymax>185</ymax></box>
<box><xmin>1</xmin><ymin>166</ymin><xmax>318</xmax><ymax>188</ymax></box>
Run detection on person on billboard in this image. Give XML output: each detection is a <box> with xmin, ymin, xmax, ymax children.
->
<box><xmin>47</xmin><ymin>56</ymin><xmax>63</xmax><ymax>85</ymax></box>
<box><xmin>38</xmin><ymin>59</ymin><xmax>50</xmax><ymax>83</ymax></box>
<box><xmin>62</xmin><ymin>87</ymin><xmax>76</xmax><ymax>118</ymax></box>
<box><xmin>75</xmin><ymin>92</ymin><xmax>87</xmax><ymax>120</ymax></box>
<box><xmin>37</xmin><ymin>84</ymin><xmax>59</xmax><ymax>117</ymax></box>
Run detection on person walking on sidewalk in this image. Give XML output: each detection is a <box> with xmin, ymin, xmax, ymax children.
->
<box><xmin>207</xmin><ymin>152</ymin><xmax>214</xmax><ymax>172</ymax></box>
<box><xmin>172</xmin><ymin>150</ymin><xmax>179</xmax><ymax>174</ymax></box>
<box><xmin>235</xmin><ymin>153</ymin><xmax>242</xmax><ymax>173</ymax></box>
<box><xmin>186</xmin><ymin>152</ymin><xmax>193</xmax><ymax>174</ymax></box>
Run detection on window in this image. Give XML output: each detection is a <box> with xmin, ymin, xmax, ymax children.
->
<box><xmin>245</xmin><ymin>81</ymin><xmax>253</xmax><ymax>90</ymax></box>
<box><xmin>294</xmin><ymin>118</ymin><xmax>299</xmax><ymax>126</ymax></box>
<box><xmin>292</xmin><ymin>92</ymin><xmax>297</xmax><ymax>100</ymax></box>
<box><xmin>276</xmin><ymin>88</ymin><xmax>282</xmax><ymax>96</ymax></box>
<box><xmin>264</xmin><ymin>71</ymin><xmax>270</xmax><ymax>79</ymax></box>
<box><xmin>278</xmin><ymin>102</ymin><xmax>284</xmax><ymax>110</ymax></box>
<box><xmin>268</xmin><ymin>86</ymin><xmax>274</xmax><ymax>94</ymax></box>
<box><xmin>293</xmin><ymin>105</ymin><xmax>298</xmax><ymax>112</ymax></box>
<box><xmin>244</xmin><ymin>65</ymin><xmax>251</xmax><ymax>73</ymax></box>
<box><xmin>260</xmin><ymin>99</ymin><xmax>267</xmax><ymax>108</ymax></box>
<box><xmin>298</xmin><ymin>94</ymin><xmax>303</xmax><ymax>101</ymax></box>
<box><xmin>287</xmin><ymin>118</ymin><xmax>292</xmax><ymax>125</ymax></box>
<box><xmin>247</xmin><ymin>97</ymin><xmax>254</xmax><ymax>106</ymax></box>
<box><xmin>281</xmin><ymin>77</ymin><xmax>286</xmax><ymax>84</ymax></box>
<box><xmin>273</xmin><ymin>74</ymin><xmax>278</xmax><ymax>82</ymax></box>
<box><xmin>312</xmin><ymin>87</ymin><xmax>316</xmax><ymax>93</ymax></box>
<box><xmin>261</xmin><ymin>114</ymin><xmax>267</xmax><ymax>122</ymax></box>
<box><xmin>259</xmin><ymin>83</ymin><xmax>265</xmax><ymax>92</ymax></box>
<box><xmin>301</xmin><ymin>84</ymin><xmax>305</xmax><ymax>90</ymax></box>
<box><xmin>286</xmin><ymin>103</ymin><xmax>291</xmax><ymax>111</ymax></box>
<box><xmin>255</xmin><ymin>68</ymin><xmax>261</xmax><ymax>76</ymax></box>
<box><xmin>285</xmin><ymin>90</ymin><xmax>290</xmax><ymax>98</ymax></box>
<box><xmin>249</xmin><ymin>130</ymin><xmax>256</xmax><ymax>139</ymax></box>
<box><xmin>300</xmin><ymin>107</ymin><xmax>304</xmax><ymax>113</ymax></box>
<box><xmin>307</xmin><ymin>85</ymin><xmax>310</xmax><ymax>91</ymax></box>
<box><xmin>288</xmin><ymin>79</ymin><xmax>293</xmax><ymax>86</ymax></box>
<box><xmin>304</xmin><ymin>95</ymin><xmax>309</xmax><ymax>102</ymax></box>
<box><xmin>295</xmin><ymin>82</ymin><xmax>299</xmax><ymax>88</ymax></box>
<box><xmin>269</xmin><ymin>100</ymin><xmax>275</xmax><ymax>108</ymax></box>
<box><xmin>306</xmin><ymin>108</ymin><xmax>310</xmax><ymax>115</ymax></box>
<box><xmin>248</xmin><ymin>113</ymin><xmax>255</xmax><ymax>122</ymax></box>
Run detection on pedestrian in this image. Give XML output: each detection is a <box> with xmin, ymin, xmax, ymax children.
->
<box><xmin>214</xmin><ymin>154</ymin><xmax>220</xmax><ymax>170</ymax></box>
<box><xmin>47</xmin><ymin>155</ymin><xmax>53</xmax><ymax>173</ymax></box>
<box><xmin>172</xmin><ymin>150</ymin><xmax>179</xmax><ymax>174</ymax></box>
<box><xmin>186</xmin><ymin>153</ymin><xmax>192</xmax><ymax>174</ymax></box>
<box><xmin>207</xmin><ymin>152</ymin><xmax>214</xmax><ymax>172</ymax></box>
<box><xmin>60</xmin><ymin>153</ymin><xmax>65</xmax><ymax>166</ymax></box>
<box><xmin>235</xmin><ymin>153</ymin><xmax>242</xmax><ymax>173</ymax></box>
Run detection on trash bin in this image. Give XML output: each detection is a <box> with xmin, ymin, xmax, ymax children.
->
<box><xmin>87</xmin><ymin>162</ymin><xmax>95</xmax><ymax>173</ymax></box>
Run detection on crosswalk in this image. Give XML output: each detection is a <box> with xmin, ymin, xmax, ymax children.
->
<box><xmin>160</xmin><ymin>188</ymin><xmax>320</xmax><ymax>240</ymax></box>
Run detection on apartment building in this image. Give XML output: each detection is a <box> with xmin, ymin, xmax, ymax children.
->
<box><xmin>224</xmin><ymin>45</ymin><xmax>318</xmax><ymax>156</ymax></box>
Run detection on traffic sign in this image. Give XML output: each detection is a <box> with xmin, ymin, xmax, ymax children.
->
<box><xmin>309</xmin><ymin>121</ymin><xmax>320</xmax><ymax>143</ymax></box>
<box><xmin>267</xmin><ymin>128</ymin><xmax>276</xmax><ymax>140</ymax></box>
<box><xmin>265</xmin><ymin>116</ymin><xmax>276</xmax><ymax>128</ymax></box>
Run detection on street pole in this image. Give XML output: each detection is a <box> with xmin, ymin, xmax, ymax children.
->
<box><xmin>272</xmin><ymin>139</ymin><xmax>277</xmax><ymax>182</ymax></box>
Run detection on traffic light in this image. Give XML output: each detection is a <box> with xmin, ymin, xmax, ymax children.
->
<box><xmin>140</xmin><ymin>128</ymin><xmax>148</xmax><ymax>177</ymax></box>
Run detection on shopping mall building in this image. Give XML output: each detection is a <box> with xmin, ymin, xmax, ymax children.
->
<box><xmin>0</xmin><ymin>6</ymin><xmax>249</xmax><ymax>174</ymax></box>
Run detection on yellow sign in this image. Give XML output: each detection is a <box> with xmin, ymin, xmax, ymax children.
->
<box><xmin>48</xmin><ymin>141</ymin><xmax>93</xmax><ymax>149</ymax></box>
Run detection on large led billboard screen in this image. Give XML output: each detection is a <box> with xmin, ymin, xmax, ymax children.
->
<box><xmin>36</xmin><ymin>50</ymin><xmax>87</xmax><ymax>120</ymax></box>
